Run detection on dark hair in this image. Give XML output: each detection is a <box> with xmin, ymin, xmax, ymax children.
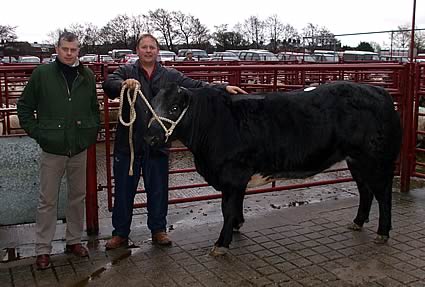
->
<box><xmin>57</xmin><ymin>31</ymin><xmax>79</xmax><ymax>47</ymax></box>
<box><xmin>136</xmin><ymin>33</ymin><xmax>159</xmax><ymax>48</ymax></box>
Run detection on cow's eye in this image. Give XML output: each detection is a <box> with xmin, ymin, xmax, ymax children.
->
<box><xmin>169</xmin><ymin>105</ymin><xmax>179</xmax><ymax>114</ymax></box>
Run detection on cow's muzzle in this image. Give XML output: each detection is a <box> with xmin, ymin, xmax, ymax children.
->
<box><xmin>144</xmin><ymin>134</ymin><xmax>162</xmax><ymax>147</ymax></box>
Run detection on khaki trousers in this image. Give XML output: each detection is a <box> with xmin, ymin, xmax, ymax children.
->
<box><xmin>35</xmin><ymin>150</ymin><xmax>87</xmax><ymax>255</ymax></box>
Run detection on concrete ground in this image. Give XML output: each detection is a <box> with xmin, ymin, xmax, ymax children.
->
<box><xmin>1</xmin><ymin>183</ymin><xmax>425</xmax><ymax>287</ymax></box>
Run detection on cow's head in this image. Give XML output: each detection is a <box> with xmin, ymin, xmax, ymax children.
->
<box><xmin>144</xmin><ymin>82</ymin><xmax>190</xmax><ymax>147</ymax></box>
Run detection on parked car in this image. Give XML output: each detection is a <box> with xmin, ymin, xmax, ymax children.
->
<box><xmin>276</xmin><ymin>52</ymin><xmax>316</xmax><ymax>63</ymax></box>
<box><xmin>380</xmin><ymin>55</ymin><xmax>408</xmax><ymax>63</ymax></box>
<box><xmin>79</xmin><ymin>54</ymin><xmax>115</xmax><ymax>63</ymax></box>
<box><xmin>210</xmin><ymin>52</ymin><xmax>239</xmax><ymax>61</ymax></box>
<box><xmin>109</xmin><ymin>49</ymin><xmax>134</xmax><ymax>61</ymax></box>
<box><xmin>238</xmin><ymin>50</ymin><xmax>279</xmax><ymax>61</ymax></box>
<box><xmin>1</xmin><ymin>56</ymin><xmax>17</xmax><ymax>63</ymax></box>
<box><xmin>99</xmin><ymin>55</ymin><xmax>115</xmax><ymax>63</ymax></box>
<box><xmin>176</xmin><ymin>49</ymin><xmax>209</xmax><ymax>61</ymax></box>
<box><xmin>125</xmin><ymin>56</ymin><xmax>139</xmax><ymax>64</ymax></box>
<box><xmin>79</xmin><ymin>54</ymin><xmax>97</xmax><ymax>63</ymax></box>
<box><xmin>157</xmin><ymin>50</ymin><xmax>177</xmax><ymax>62</ymax></box>
<box><xmin>18</xmin><ymin>56</ymin><xmax>40</xmax><ymax>64</ymax></box>
<box><xmin>42</xmin><ymin>57</ymin><xmax>52</xmax><ymax>64</ymax></box>
<box><xmin>311</xmin><ymin>50</ymin><xmax>340</xmax><ymax>63</ymax></box>
<box><xmin>124</xmin><ymin>54</ymin><xmax>139</xmax><ymax>64</ymax></box>
<box><xmin>225</xmin><ymin>50</ymin><xmax>245</xmax><ymax>58</ymax></box>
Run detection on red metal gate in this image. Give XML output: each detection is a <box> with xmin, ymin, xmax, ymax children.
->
<box><xmin>99</xmin><ymin>63</ymin><xmax>412</xmax><ymax>217</ymax></box>
<box><xmin>0</xmin><ymin>62</ymin><xmax>418</xmax><ymax>234</ymax></box>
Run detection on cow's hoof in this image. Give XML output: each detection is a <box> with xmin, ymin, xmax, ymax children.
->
<box><xmin>233</xmin><ymin>222</ymin><xmax>244</xmax><ymax>232</ymax></box>
<box><xmin>374</xmin><ymin>235</ymin><xmax>389</xmax><ymax>244</ymax></box>
<box><xmin>347</xmin><ymin>222</ymin><xmax>362</xmax><ymax>231</ymax></box>
<box><xmin>209</xmin><ymin>246</ymin><xmax>229</xmax><ymax>257</ymax></box>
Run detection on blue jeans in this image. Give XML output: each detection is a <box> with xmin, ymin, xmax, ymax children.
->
<box><xmin>111</xmin><ymin>147</ymin><xmax>169</xmax><ymax>238</ymax></box>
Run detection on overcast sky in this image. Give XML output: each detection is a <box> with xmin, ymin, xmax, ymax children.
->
<box><xmin>3</xmin><ymin>0</ymin><xmax>424</xmax><ymax>48</ymax></box>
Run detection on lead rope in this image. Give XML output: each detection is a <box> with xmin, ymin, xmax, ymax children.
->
<box><xmin>118</xmin><ymin>84</ymin><xmax>189</xmax><ymax>176</ymax></box>
<box><xmin>118</xmin><ymin>84</ymin><xmax>139</xmax><ymax>176</ymax></box>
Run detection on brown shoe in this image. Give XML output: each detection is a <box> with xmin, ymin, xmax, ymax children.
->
<box><xmin>105</xmin><ymin>236</ymin><xmax>128</xmax><ymax>250</ymax></box>
<box><xmin>65</xmin><ymin>243</ymin><xmax>89</xmax><ymax>257</ymax></box>
<box><xmin>36</xmin><ymin>254</ymin><xmax>51</xmax><ymax>270</ymax></box>
<box><xmin>152</xmin><ymin>231</ymin><xmax>172</xmax><ymax>246</ymax></box>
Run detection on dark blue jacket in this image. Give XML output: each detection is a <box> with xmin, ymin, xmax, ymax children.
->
<box><xmin>102</xmin><ymin>60</ymin><xmax>226</xmax><ymax>155</ymax></box>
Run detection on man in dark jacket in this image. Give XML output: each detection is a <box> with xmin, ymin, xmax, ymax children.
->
<box><xmin>17</xmin><ymin>32</ymin><xmax>100</xmax><ymax>269</ymax></box>
<box><xmin>102</xmin><ymin>33</ymin><xmax>246</xmax><ymax>249</ymax></box>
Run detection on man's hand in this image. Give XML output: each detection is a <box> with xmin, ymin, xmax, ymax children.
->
<box><xmin>226</xmin><ymin>85</ymin><xmax>248</xmax><ymax>94</ymax></box>
<box><xmin>122</xmin><ymin>79</ymin><xmax>141</xmax><ymax>90</ymax></box>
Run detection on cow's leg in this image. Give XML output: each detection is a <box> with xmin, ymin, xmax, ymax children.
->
<box><xmin>346</xmin><ymin>160</ymin><xmax>373</xmax><ymax>231</ymax></box>
<box><xmin>210</xmin><ymin>190</ymin><xmax>241</xmax><ymax>256</ymax></box>
<box><xmin>369</xmin><ymin>171</ymin><xmax>393</xmax><ymax>244</ymax></box>
<box><xmin>233</xmin><ymin>191</ymin><xmax>245</xmax><ymax>232</ymax></box>
<box><xmin>348</xmin><ymin>158</ymin><xmax>394</xmax><ymax>244</ymax></box>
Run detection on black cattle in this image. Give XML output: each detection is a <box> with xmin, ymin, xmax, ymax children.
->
<box><xmin>145</xmin><ymin>81</ymin><xmax>402</xmax><ymax>256</ymax></box>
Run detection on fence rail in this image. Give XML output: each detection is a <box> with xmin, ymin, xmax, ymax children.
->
<box><xmin>0</xmin><ymin>62</ymin><xmax>421</xmax><ymax>233</ymax></box>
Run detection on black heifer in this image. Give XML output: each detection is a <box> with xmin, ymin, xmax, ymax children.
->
<box><xmin>145</xmin><ymin>81</ymin><xmax>402</xmax><ymax>255</ymax></box>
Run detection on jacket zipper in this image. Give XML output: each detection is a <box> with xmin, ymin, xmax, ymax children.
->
<box><xmin>61</xmin><ymin>71</ymin><xmax>80</xmax><ymax>157</ymax></box>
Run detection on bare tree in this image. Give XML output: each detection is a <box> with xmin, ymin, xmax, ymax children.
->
<box><xmin>391</xmin><ymin>24</ymin><xmax>425</xmax><ymax>52</ymax></box>
<box><xmin>64</xmin><ymin>23</ymin><xmax>102</xmax><ymax>53</ymax></box>
<box><xmin>370</xmin><ymin>41</ymin><xmax>382</xmax><ymax>53</ymax></box>
<box><xmin>149</xmin><ymin>9</ymin><xmax>177</xmax><ymax>51</ymax></box>
<box><xmin>190</xmin><ymin>17</ymin><xmax>210</xmax><ymax>45</ymax></box>
<box><xmin>316</xmin><ymin>26</ymin><xmax>339</xmax><ymax>50</ymax></box>
<box><xmin>415</xmin><ymin>30</ymin><xmax>425</xmax><ymax>51</ymax></box>
<box><xmin>392</xmin><ymin>24</ymin><xmax>410</xmax><ymax>48</ymax></box>
<box><xmin>212</xmin><ymin>24</ymin><xmax>247</xmax><ymax>50</ymax></box>
<box><xmin>68</xmin><ymin>23</ymin><xmax>85</xmax><ymax>43</ymax></box>
<box><xmin>0</xmin><ymin>25</ymin><xmax>18</xmax><ymax>42</ymax></box>
<box><xmin>46</xmin><ymin>29</ymin><xmax>64</xmax><ymax>45</ymax></box>
<box><xmin>281</xmin><ymin>24</ymin><xmax>299</xmax><ymax>42</ymax></box>
<box><xmin>212</xmin><ymin>24</ymin><xmax>229</xmax><ymax>49</ymax></box>
<box><xmin>243</xmin><ymin>16</ymin><xmax>265</xmax><ymax>48</ymax></box>
<box><xmin>85</xmin><ymin>24</ymin><xmax>101</xmax><ymax>44</ymax></box>
<box><xmin>302</xmin><ymin>23</ymin><xmax>319</xmax><ymax>48</ymax></box>
<box><xmin>100</xmin><ymin>14</ymin><xmax>132</xmax><ymax>48</ymax></box>
<box><xmin>302</xmin><ymin>23</ymin><xmax>338</xmax><ymax>50</ymax></box>
<box><xmin>173</xmin><ymin>11</ymin><xmax>194</xmax><ymax>46</ymax></box>
<box><xmin>265</xmin><ymin>15</ymin><xmax>285</xmax><ymax>52</ymax></box>
<box><xmin>129</xmin><ymin>14</ymin><xmax>149</xmax><ymax>48</ymax></box>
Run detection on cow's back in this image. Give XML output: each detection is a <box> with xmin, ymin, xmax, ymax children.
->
<box><xmin>224</xmin><ymin>81</ymin><xmax>400</xmax><ymax>176</ymax></box>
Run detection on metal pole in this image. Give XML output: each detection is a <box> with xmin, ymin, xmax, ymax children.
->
<box><xmin>400</xmin><ymin>0</ymin><xmax>417</xmax><ymax>193</ymax></box>
<box><xmin>86</xmin><ymin>144</ymin><xmax>99</xmax><ymax>235</ymax></box>
<box><xmin>409</xmin><ymin>0</ymin><xmax>417</xmax><ymax>62</ymax></box>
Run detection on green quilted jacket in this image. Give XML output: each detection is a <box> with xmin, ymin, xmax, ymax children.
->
<box><xmin>17</xmin><ymin>61</ymin><xmax>100</xmax><ymax>156</ymax></box>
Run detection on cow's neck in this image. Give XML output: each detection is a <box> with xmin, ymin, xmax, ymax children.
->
<box><xmin>178</xmin><ymin>92</ymin><xmax>216</xmax><ymax>155</ymax></box>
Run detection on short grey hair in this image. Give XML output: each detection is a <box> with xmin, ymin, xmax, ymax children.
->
<box><xmin>57</xmin><ymin>31</ymin><xmax>79</xmax><ymax>47</ymax></box>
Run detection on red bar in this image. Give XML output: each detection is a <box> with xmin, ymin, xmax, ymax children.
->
<box><xmin>86</xmin><ymin>144</ymin><xmax>99</xmax><ymax>235</ymax></box>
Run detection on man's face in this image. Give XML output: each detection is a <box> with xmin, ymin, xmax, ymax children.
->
<box><xmin>55</xmin><ymin>39</ymin><xmax>80</xmax><ymax>65</ymax></box>
<box><xmin>137</xmin><ymin>37</ymin><xmax>159</xmax><ymax>64</ymax></box>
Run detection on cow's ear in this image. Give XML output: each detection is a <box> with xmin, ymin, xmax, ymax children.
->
<box><xmin>178</xmin><ymin>86</ymin><xmax>189</xmax><ymax>94</ymax></box>
<box><xmin>178</xmin><ymin>86</ymin><xmax>190</xmax><ymax>107</ymax></box>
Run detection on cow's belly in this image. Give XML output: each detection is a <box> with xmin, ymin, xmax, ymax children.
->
<box><xmin>247</xmin><ymin>174</ymin><xmax>275</xmax><ymax>188</ymax></box>
<box><xmin>246</xmin><ymin>171</ymin><xmax>320</xmax><ymax>188</ymax></box>
<box><xmin>247</xmin><ymin>158</ymin><xmax>346</xmax><ymax>188</ymax></box>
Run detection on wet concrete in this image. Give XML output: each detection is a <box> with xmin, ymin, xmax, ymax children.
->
<box><xmin>2</xmin><ymin>140</ymin><xmax>425</xmax><ymax>286</ymax></box>
<box><xmin>0</xmin><ymin>137</ymin><xmax>68</xmax><ymax>225</ymax></box>
<box><xmin>1</xmin><ymin>186</ymin><xmax>425</xmax><ymax>286</ymax></box>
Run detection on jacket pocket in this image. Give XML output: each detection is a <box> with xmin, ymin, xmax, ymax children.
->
<box><xmin>38</xmin><ymin>119</ymin><xmax>66</xmax><ymax>153</ymax></box>
<box><xmin>76</xmin><ymin>117</ymin><xmax>99</xmax><ymax>149</ymax></box>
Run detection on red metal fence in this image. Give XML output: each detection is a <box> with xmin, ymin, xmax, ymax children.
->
<box><xmin>1</xmin><ymin>62</ymin><xmax>422</xmax><ymax>234</ymax></box>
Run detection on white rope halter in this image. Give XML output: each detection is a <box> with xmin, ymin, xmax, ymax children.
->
<box><xmin>118</xmin><ymin>83</ymin><xmax>188</xmax><ymax>175</ymax></box>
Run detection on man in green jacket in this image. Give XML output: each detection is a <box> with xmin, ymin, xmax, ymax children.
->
<box><xmin>17</xmin><ymin>31</ymin><xmax>100</xmax><ymax>270</ymax></box>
